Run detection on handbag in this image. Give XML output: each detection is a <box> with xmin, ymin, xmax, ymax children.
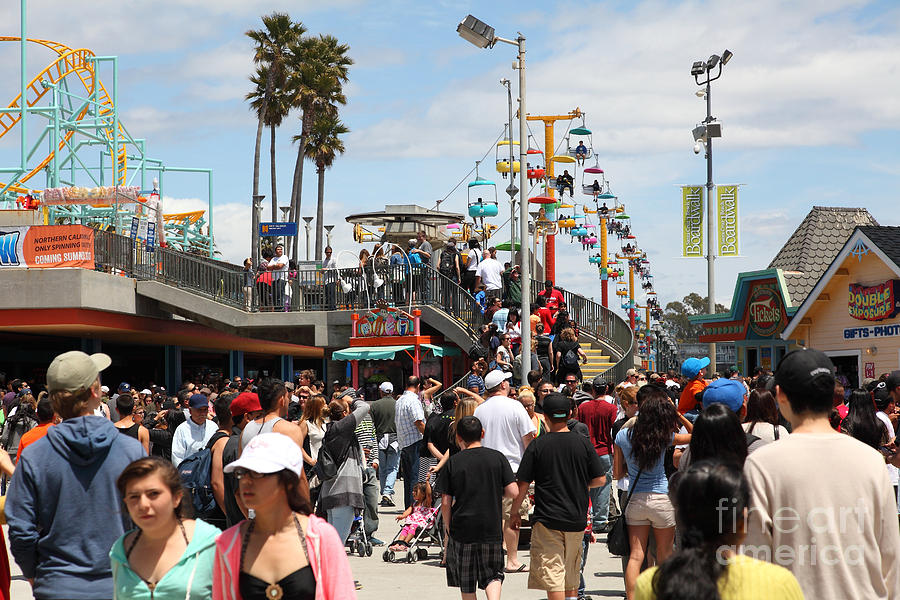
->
<box><xmin>607</xmin><ymin>468</ymin><xmax>643</xmax><ymax>557</ymax></box>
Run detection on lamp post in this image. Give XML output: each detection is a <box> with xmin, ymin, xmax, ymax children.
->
<box><xmin>458</xmin><ymin>14</ymin><xmax>531</xmax><ymax>383</ymax></box>
<box><xmin>691</xmin><ymin>49</ymin><xmax>732</xmax><ymax>374</ymax></box>
<box><xmin>302</xmin><ymin>216</ymin><xmax>315</xmax><ymax>260</ymax></box>
<box><xmin>251</xmin><ymin>194</ymin><xmax>265</xmax><ymax>270</ymax></box>
<box><xmin>324</xmin><ymin>225</ymin><xmax>335</xmax><ymax>250</ymax></box>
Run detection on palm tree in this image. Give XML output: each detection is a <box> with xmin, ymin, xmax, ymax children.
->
<box><xmin>285</xmin><ymin>34</ymin><xmax>352</xmax><ymax>261</ymax></box>
<box><xmin>301</xmin><ymin>114</ymin><xmax>348</xmax><ymax>259</ymax></box>
<box><xmin>246</xmin><ymin>66</ymin><xmax>292</xmax><ymax>221</ymax></box>
<box><xmin>246</xmin><ymin>13</ymin><xmax>305</xmax><ymax>229</ymax></box>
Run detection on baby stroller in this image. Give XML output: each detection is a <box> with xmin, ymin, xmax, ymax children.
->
<box><xmin>346</xmin><ymin>510</ymin><xmax>374</xmax><ymax>557</ymax></box>
<box><xmin>382</xmin><ymin>501</ymin><xmax>444</xmax><ymax>564</ymax></box>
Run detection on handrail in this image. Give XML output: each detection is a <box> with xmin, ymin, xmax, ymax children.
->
<box><xmin>92</xmin><ymin>228</ymin><xmax>482</xmax><ymax>340</ymax></box>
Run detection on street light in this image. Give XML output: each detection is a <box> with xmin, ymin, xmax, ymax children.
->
<box><xmin>251</xmin><ymin>194</ymin><xmax>265</xmax><ymax>270</ymax></box>
<box><xmin>458</xmin><ymin>14</ymin><xmax>532</xmax><ymax>384</ymax></box>
<box><xmin>691</xmin><ymin>48</ymin><xmax>733</xmax><ymax>374</ymax></box>
<box><xmin>324</xmin><ymin>225</ymin><xmax>335</xmax><ymax>250</ymax></box>
<box><xmin>302</xmin><ymin>216</ymin><xmax>314</xmax><ymax>260</ymax></box>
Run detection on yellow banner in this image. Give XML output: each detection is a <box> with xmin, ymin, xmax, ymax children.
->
<box><xmin>682</xmin><ymin>186</ymin><xmax>704</xmax><ymax>257</ymax></box>
<box><xmin>717</xmin><ymin>185</ymin><xmax>739</xmax><ymax>257</ymax></box>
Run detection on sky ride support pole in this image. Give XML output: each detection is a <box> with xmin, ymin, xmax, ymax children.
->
<box><xmin>543</xmin><ymin>120</ymin><xmax>555</xmax><ymax>284</ymax></box>
<box><xmin>516</xmin><ymin>33</ymin><xmax>531</xmax><ymax>383</ymax></box>
<box><xmin>600</xmin><ymin>216</ymin><xmax>608</xmax><ymax>308</ymax></box>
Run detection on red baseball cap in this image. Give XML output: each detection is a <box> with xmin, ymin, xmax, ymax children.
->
<box><xmin>230</xmin><ymin>392</ymin><xmax>262</xmax><ymax>417</ymax></box>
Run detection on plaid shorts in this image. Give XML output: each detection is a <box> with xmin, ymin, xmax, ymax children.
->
<box><xmin>446</xmin><ymin>537</ymin><xmax>505</xmax><ymax>594</ymax></box>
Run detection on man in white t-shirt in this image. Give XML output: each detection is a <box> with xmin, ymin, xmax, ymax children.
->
<box><xmin>743</xmin><ymin>349</ymin><xmax>900</xmax><ymax>600</ymax></box>
<box><xmin>474</xmin><ymin>369</ymin><xmax>536</xmax><ymax>572</ymax></box>
<box><xmin>267</xmin><ymin>243</ymin><xmax>289</xmax><ymax>310</ymax></box>
<box><xmin>475</xmin><ymin>246</ymin><xmax>503</xmax><ymax>299</ymax></box>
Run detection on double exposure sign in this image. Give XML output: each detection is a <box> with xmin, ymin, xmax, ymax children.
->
<box><xmin>848</xmin><ymin>280</ymin><xmax>900</xmax><ymax>322</ymax></box>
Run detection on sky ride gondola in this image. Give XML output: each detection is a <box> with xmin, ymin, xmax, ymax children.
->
<box><xmin>495</xmin><ymin>139</ymin><xmax>520</xmax><ymax>178</ymax></box>
<box><xmin>467</xmin><ymin>161</ymin><xmax>499</xmax><ymax>218</ymax></box>
<box><xmin>567</xmin><ymin>117</ymin><xmax>593</xmax><ymax>164</ymax></box>
<box><xmin>526</xmin><ymin>138</ymin><xmax>545</xmax><ymax>182</ymax></box>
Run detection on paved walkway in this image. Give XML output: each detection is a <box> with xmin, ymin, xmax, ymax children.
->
<box><xmin>5</xmin><ymin>504</ymin><xmax>626</xmax><ymax>600</ymax></box>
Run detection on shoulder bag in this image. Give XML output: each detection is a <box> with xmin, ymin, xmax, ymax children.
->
<box><xmin>607</xmin><ymin>468</ymin><xmax>642</xmax><ymax>557</ymax></box>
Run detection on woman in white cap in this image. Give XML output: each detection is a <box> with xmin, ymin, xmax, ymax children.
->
<box><xmin>214</xmin><ymin>432</ymin><xmax>356</xmax><ymax>600</ymax></box>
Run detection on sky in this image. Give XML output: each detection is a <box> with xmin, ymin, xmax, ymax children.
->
<box><xmin>2</xmin><ymin>0</ymin><xmax>900</xmax><ymax>318</ymax></box>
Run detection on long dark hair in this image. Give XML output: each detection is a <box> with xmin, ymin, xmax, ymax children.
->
<box><xmin>278</xmin><ymin>470</ymin><xmax>313</xmax><ymax>515</ymax></box>
<box><xmin>652</xmin><ymin>460</ymin><xmax>748</xmax><ymax>600</ymax></box>
<box><xmin>744</xmin><ymin>390</ymin><xmax>779</xmax><ymax>434</ymax></box>
<box><xmin>689</xmin><ymin>404</ymin><xmax>748</xmax><ymax>467</ymax></box>
<box><xmin>629</xmin><ymin>390</ymin><xmax>678</xmax><ymax>471</ymax></box>
<box><xmin>842</xmin><ymin>389</ymin><xmax>886</xmax><ymax>449</ymax></box>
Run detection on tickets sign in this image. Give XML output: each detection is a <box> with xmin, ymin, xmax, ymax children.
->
<box><xmin>0</xmin><ymin>225</ymin><xmax>94</xmax><ymax>269</ymax></box>
<box><xmin>848</xmin><ymin>280</ymin><xmax>900</xmax><ymax>321</ymax></box>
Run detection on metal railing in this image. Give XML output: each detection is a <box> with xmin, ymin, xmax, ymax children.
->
<box><xmin>528</xmin><ymin>278</ymin><xmax>635</xmax><ymax>382</ymax></box>
<box><xmin>92</xmin><ymin>228</ymin><xmax>481</xmax><ymax>339</ymax></box>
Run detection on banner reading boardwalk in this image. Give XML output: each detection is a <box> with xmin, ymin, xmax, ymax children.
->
<box><xmin>717</xmin><ymin>185</ymin><xmax>739</xmax><ymax>257</ymax></box>
<box><xmin>682</xmin><ymin>186</ymin><xmax>704</xmax><ymax>257</ymax></box>
<box><xmin>0</xmin><ymin>225</ymin><xmax>94</xmax><ymax>269</ymax></box>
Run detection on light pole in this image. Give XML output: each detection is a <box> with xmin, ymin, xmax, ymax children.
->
<box><xmin>324</xmin><ymin>225</ymin><xmax>335</xmax><ymax>250</ymax></box>
<box><xmin>458</xmin><ymin>14</ymin><xmax>531</xmax><ymax>383</ymax></box>
<box><xmin>691</xmin><ymin>49</ymin><xmax>732</xmax><ymax>374</ymax></box>
<box><xmin>302</xmin><ymin>216</ymin><xmax>315</xmax><ymax>260</ymax></box>
<box><xmin>251</xmin><ymin>194</ymin><xmax>265</xmax><ymax>270</ymax></box>
<box><xmin>501</xmin><ymin>79</ymin><xmax>518</xmax><ymax>263</ymax></box>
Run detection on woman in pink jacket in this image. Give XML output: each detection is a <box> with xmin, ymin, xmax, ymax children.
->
<box><xmin>213</xmin><ymin>432</ymin><xmax>356</xmax><ymax>600</ymax></box>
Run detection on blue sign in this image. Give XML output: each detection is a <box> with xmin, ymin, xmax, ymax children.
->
<box><xmin>259</xmin><ymin>222</ymin><xmax>298</xmax><ymax>237</ymax></box>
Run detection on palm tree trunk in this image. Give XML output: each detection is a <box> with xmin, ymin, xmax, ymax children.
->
<box><xmin>315</xmin><ymin>162</ymin><xmax>325</xmax><ymax>261</ymax></box>
<box><xmin>288</xmin><ymin>134</ymin><xmax>306</xmax><ymax>263</ymax></box>
<box><xmin>251</xmin><ymin>115</ymin><xmax>264</xmax><ymax>267</ymax></box>
<box><xmin>270</xmin><ymin>125</ymin><xmax>278</xmax><ymax>222</ymax></box>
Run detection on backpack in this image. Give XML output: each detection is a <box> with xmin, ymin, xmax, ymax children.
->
<box><xmin>439</xmin><ymin>247</ymin><xmax>457</xmax><ymax>276</ymax></box>
<box><xmin>177</xmin><ymin>431</ymin><xmax>229</xmax><ymax>515</ymax></box>
<box><xmin>562</xmin><ymin>348</ymin><xmax>580</xmax><ymax>368</ymax></box>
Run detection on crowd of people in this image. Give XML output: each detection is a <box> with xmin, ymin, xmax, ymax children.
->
<box><xmin>2</xmin><ymin>344</ymin><xmax>900</xmax><ymax>600</ymax></box>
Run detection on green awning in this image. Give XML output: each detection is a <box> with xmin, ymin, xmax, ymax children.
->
<box><xmin>494</xmin><ymin>241</ymin><xmax>521</xmax><ymax>251</ymax></box>
<box><xmin>332</xmin><ymin>345</ymin><xmax>413</xmax><ymax>361</ymax></box>
<box><xmin>421</xmin><ymin>344</ymin><xmax>461</xmax><ymax>357</ymax></box>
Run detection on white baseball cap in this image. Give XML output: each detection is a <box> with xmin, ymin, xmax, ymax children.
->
<box><xmin>140</xmin><ymin>388</ymin><xmax>152</xmax><ymax>395</ymax></box>
<box><xmin>484</xmin><ymin>369</ymin><xmax>512</xmax><ymax>390</ymax></box>
<box><xmin>379</xmin><ymin>381</ymin><xmax>394</xmax><ymax>393</ymax></box>
<box><xmin>46</xmin><ymin>351</ymin><xmax>111</xmax><ymax>393</ymax></box>
<box><xmin>223</xmin><ymin>432</ymin><xmax>304</xmax><ymax>478</ymax></box>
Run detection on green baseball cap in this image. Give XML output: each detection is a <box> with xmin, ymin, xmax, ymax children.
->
<box><xmin>47</xmin><ymin>351</ymin><xmax>111</xmax><ymax>393</ymax></box>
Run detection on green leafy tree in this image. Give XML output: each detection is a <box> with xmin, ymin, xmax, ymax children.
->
<box><xmin>662</xmin><ymin>292</ymin><xmax>728</xmax><ymax>343</ymax></box>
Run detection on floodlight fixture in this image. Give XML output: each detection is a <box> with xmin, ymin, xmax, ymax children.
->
<box><xmin>721</xmin><ymin>49</ymin><xmax>733</xmax><ymax>65</ymax></box>
<box><xmin>706</xmin><ymin>54</ymin><xmax>720</xmax><ymax>70</ymax></box>
<box><xmin>457</xmin><ymin>15</ymin><xmax>495</xmax><ymax>49</ymax></box>
<box><xmin>691</xmin><ymin>61</ymin><xmax>705</xmax><ymax>76</ymax></box>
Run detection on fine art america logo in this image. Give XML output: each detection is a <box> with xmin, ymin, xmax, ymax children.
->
<box><xmin>748</xmin><ymin>287</ymin><xmax>782</xmax><ymax>336</ymax></box>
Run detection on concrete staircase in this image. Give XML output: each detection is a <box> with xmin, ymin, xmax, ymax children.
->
<box><xmin>581</xmin><ymin>340</ymin><xmax>616</xmax><ymax>379</ymax></box>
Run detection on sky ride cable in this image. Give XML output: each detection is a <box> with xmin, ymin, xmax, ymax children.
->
<box><xmin>430</xmin><ymin>127</ymin><xmax>507</xmax><ymax>211</ymax></box>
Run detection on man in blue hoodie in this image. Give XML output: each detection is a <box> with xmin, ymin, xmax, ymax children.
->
<box><xmin>7</xmin><ymin>350</ymin><xmax>145</xmax><ymax>600</ymax></box>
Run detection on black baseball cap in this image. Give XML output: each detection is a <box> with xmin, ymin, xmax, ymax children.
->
<box><xmin>874</xmin><ymin>381</ymin><xmax>892</xmax><ymax>403</ymax></box>
<box><xmin>543</xmin><ymin>392</ymin><xmax>571</xmax><ymax>419</ymax></box>
<box><xmin>767</xmin><ymin>348</ymin><xmax>834</xmax><ymax>398</ymax></box>
<box><xmin>886</xmin><ymin>370</ymin><xmax>900</xmax><ymax>391</ymax></box>
<box><xmin>592</xmin><ymin>376</ymin><xmax>608</xmax><ymax>392</ymax></box>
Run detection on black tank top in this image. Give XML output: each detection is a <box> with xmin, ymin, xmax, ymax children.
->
<box><xmin>116</xmin><ymin>423</ymin><xmax>140</xmax><ymax>440</ymax></box>
<box><xmin>239</xmin><ymin>567</ymin><xmax>316</xmax><ymax>600</ymax></box>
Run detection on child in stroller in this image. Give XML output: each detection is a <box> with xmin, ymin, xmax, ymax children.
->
<box><xmin>384</xmin><ymin>482</ymin><xmax>443</xmax><ymax>563</ymax></box>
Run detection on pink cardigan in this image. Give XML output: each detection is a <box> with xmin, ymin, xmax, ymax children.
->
<box><xmin>213</xmin><ymin>514</ymin><xmax>356</xmax><ymax>600</ymax></box>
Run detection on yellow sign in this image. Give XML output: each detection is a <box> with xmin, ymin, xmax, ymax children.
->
<box><xmin>682</xmin><ymin>186</ymin><xmax>704</xmax><ymax>257</ymax></box>
<box><xmin>717</xmin><ymin>185</ymin><xmax>739</xmax><ymax>257</ymax></box>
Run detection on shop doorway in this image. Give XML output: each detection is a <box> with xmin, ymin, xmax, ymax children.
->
<box><xmin>746</xmin><ymin>348</ymin><xmax>758</xmax><ymax>372</ymax></box>
<box><xmin>826</xmin><ymin>351</ymin><xmax>861</xmax><ymax>390</ymax></box>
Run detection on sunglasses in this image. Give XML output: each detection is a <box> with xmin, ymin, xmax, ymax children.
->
<box><xmin>566</xmin><ymin>380</ymin><xmax>578</xmax><ymax>384</ymax></box>
<box><xmin>299</xmin><ymin>395</ymin><xmax>310</xmax><ymax>400</ymax></box>
<box><xmin>233</xmin><ymin>469</ymin><xmax>274</xmax><ymax>481</ymax></box>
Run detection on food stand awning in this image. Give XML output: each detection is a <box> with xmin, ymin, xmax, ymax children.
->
<box><xmin>421</xmin><ymin>343</ymin><xmax>460</xmax><ymax>357</ymax></box>
<box><xmin>333</xmin><ymin>345</ymin><xmax>414</xmax><ymax>361</ymax></box>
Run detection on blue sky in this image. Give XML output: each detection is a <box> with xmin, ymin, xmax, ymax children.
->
<box><xmin>2</xmin><ymin>0</ymin><xmax>900</xmax><ymax>319</ymax></box>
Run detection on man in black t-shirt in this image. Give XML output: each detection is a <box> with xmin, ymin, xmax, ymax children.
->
<box><xmin>436</xmin><ymin>416</ymin><xmax>518</xmax><ymax>600</ymax></box>
<box><xmin>510</xmin><ymin>393</ymin><xmax>605</xmax><ymax>599</ymax></box>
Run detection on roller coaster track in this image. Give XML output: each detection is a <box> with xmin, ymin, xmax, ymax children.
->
<box><xmin>0</xmin><ymin>37</ymin><xmax>128</xmax><ymax>193</ymax></box>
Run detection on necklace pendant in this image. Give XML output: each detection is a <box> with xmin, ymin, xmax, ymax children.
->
<box><xmin>265</xmin><ymin>583</ymin><xmax>283</xmax><ymax>600</ymax></box>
